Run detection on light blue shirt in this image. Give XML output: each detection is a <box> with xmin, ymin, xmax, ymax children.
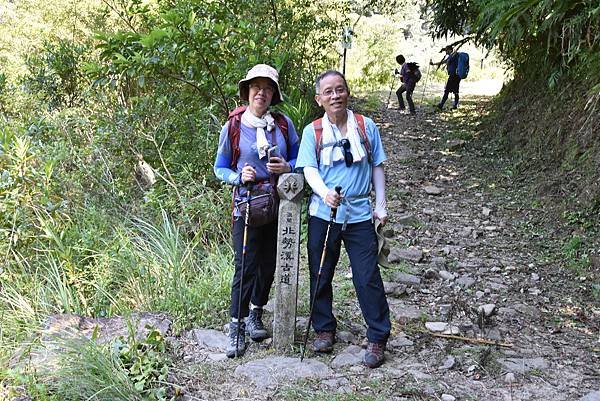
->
<box><xmin>296</xmin><ymin>115</ymin><xmax>386</xmax><ymax>224</ymax></box>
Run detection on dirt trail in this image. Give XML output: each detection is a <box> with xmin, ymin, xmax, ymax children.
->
<box><xmin>176</xmin><ymin>97</ymin><xmax>598</xmax><ymax>401</ymax></box>
<box><xmin>364</xmin><ymin>99</ymin><xmax>599</xmax><ymax>400</ymax></box>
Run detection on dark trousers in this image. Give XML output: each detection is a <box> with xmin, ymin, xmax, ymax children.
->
<box><xmin>440</xmin><ymin>74</ymin><xmax>461</xmax><ymax>108</ymax></box>
<box><xmin>396</xmin><ymin>83</ymin><xmax>415</xmax><ymax>113</ymax></box>
<box><xmin>230</xmin><ymin>218</ymin><xmax>277</xmax><ymax>318</ymax></box>
<box><xmin>307</xmin><ymin>217</ymin><xmax>391</xmax><ymax>343</ymax></box>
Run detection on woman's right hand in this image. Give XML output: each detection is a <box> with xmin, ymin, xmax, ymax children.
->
<box><xmin>241</xmin><ymin>163</ymin><xmax>256</xmax><ymax>184</ymax></box>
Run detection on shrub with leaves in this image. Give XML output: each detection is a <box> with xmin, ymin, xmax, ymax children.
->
<box><xmin>23</xmin><ymin>39</ymin><xmax>89</xmax><ymax>110</ymax></box>
<box><xmin>112</xmin><ymin>327</ymin><xmax>172</xmax><ymax>401</ymax></box>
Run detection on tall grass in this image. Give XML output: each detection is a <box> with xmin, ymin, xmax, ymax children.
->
<box><xmin>0</xmin><ymin>207</ymin><xmax>233</xmax><ymax>366</ymax></box>
<box><xmin>117</xmin><ymin>209</ymin><xmax>233</xmax><ymax>330</ymax></box>
<box><xmin>120</xmin><ymin>209</ymin><xmax>197</xmax><ymax>321</ymax></box>
<box><xmin>39</xmin><ymin>255</ymin><xmax>84</xmax><ymax>315</ymax></box>
<box><xmin>0</xmin><ymin>250</ymin><xmax>93</xmax><ymax>363</ymax></box>
<box><xmin>47</xmin><ymin>336</ymin><xmax>143</xmax><ymax>401</ymax></box>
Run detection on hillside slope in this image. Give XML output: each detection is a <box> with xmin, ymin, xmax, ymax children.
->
<box><xmin>482</xmin><ymin>77</ymin><xmax>600</xmax><ymax>214</ymax></box>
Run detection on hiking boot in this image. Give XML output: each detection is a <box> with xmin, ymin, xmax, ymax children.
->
<box><xmin>246</xmin><ymin>308</ymin><xmax>268</xmax><ymax>342</ymax></box>
<box><xmin>313</xmin><ymin>331</ymin><xmax>335</xmax><ymax>353</ymax></box>
<box><xmin>364</xmin><ymin>341</ymin><xmax>386</xmax><ymax>368</ymax></box>
<box><xmin>225</xmin><ymin>321</ymin><xmax>246</xmax><ymax>358</ymax></box>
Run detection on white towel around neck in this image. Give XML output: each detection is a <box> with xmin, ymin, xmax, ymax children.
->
<box><xmin>319</xmin><ymin>109</ymin><xmax>366</xmax><ymax>166</ymax></box>
<box><xmin>241</xmin><ymin>108</ymin><xmax>275</xmax><ymax>159</ymax></box>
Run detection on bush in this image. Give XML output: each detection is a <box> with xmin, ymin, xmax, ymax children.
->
<box><xmin>23</xmin><ymin>39</ymin><xmax>89</xmax><ymax>111</ymax></box>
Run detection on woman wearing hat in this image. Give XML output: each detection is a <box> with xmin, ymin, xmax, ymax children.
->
<box><xmin>214</xmin><ymin>64</ymin><xmax>299</xmax><ymax>358</ymax></box>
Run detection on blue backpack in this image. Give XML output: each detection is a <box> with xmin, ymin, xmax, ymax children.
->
<box><xmin>457</xmin><ymin>52</ymin><xmax>469</xmax><ymax>79</ymax></box>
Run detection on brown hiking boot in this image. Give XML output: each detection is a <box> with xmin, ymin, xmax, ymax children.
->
<box><xmin>313</xmin><ymin>331</ymin><xmax>335</xmax><ymax>353</ymax></box>
<box><xmin>364</xmin><ymin>342</ymin><xmax>386</xmax><ymax>368</ymax></box>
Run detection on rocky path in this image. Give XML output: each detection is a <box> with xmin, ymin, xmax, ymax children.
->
<box><xmin>363</xmin><ymin>101</ymin><xmax>599</xmax><ymax>401</ymax></box>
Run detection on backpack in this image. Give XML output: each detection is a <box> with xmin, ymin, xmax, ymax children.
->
<box><xmin>227</xmin><ymin>105</ymin><xmax>290</xmax><ymax>169</ymax></box>
<box><xmin>312</xmin><ymin>113</ymin><xmax>372</xmax><ymax>165</ymax></box>
<box><xmin>406</xmin><ymin>62</ymin><xmax>422</xmax><ymax>83</ymax></box>
<box><xmin>457</xmin><ymin>52</ymin><xmax>469</xmax><ymax>79</ymax></box>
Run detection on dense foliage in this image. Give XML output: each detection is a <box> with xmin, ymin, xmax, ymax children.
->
<box><xmin>1</xmin><ymin>1</ymin><xmax>405</xmax><ymax>397</ymax></box>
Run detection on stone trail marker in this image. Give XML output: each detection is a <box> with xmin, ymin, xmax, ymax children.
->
<box><xmin>273</xmin><ymin>173</ymin><xmax>304</xmax><ymax>351</ymax></box>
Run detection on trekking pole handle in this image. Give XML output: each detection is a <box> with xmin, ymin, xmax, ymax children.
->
<box><xmin>331</xmin><ymin>186</ymin><xmax>342</xmax><ymax>220</ymax></box>
<box><xmin>241</xmin><ymin>163</ymin><xmax>255</xmax><ymax>189</ymax></box>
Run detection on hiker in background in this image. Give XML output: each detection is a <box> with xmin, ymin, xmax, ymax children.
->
<box><xmin>394</xmin><ymin>54</ymin><xmax>421</xmax><ymax>115</ymax></box>
<box><xmin>430</xmin><ymin>45</ymin><xmax>461</xmax><ymax>110</ymax></box>
<box><xmin>296</xmin><ymin>70</ymin><xmax>391</xmax><ymax>368</ymax></box>
<box><xmin>213</xmin><ymin>64</ymin><xmax>300</xmax><ymax>358</ymax></box>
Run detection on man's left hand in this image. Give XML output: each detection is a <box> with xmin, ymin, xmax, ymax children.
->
<box><xmin>374</xmin><ymin>208</ymin><xmax>388</xmax><ymax>226</ymax></box>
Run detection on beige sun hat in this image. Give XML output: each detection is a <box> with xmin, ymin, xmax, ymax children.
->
<box><xmin>238</xmin><ymin>64</ymin><xmax>283</xmax><ymax>105</ymax></box>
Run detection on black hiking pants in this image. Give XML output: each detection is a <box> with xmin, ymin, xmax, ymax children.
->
<box><xmin>440</xmin><ymin>74</ymin><xmax>461</xmax><ymax>108</ymax></box>
<box><xmin>230</xmin><ymin>218</ymin><xmax>277</xmax><ymax>318</ymax></box>
<box><xmin>396</xmin><ymin>82</ymin><xmax>416</xmax><ymax>113</ymax></box>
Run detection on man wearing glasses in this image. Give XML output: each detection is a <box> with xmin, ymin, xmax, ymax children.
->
<box><xmin>295</xmin><ymin>70</ymin><xmax>391</xmax><ymax>368</ymax></box>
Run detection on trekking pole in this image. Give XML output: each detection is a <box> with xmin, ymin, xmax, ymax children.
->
<box><xmin>300</xmin><ymin>186</ymin><xmax>342</xmax><ymax>362</ymax></box>
<box><xmin>420</xmin><ymin>62</ymin><xmax>431</xmax><ymax>105</ymax></box>
<box><xmin>236</xmin><ymin>181</ymin><xmax>253</xmax><ymax>357</ymax></box>
<box><xmin>386</xmin><ymin>72</ymin><xmax>397</xmax><ymax>108</ymax></box>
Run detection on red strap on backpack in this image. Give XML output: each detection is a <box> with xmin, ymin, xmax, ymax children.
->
<box><xmin>227</xmin><ymin>105</ymin><xmax>289</xmax><ymax>169</ymax></box>
<box><xmin>312</xmin><ymin>113</ymin><xmax>371</xmax><ymax>165</ymax></box>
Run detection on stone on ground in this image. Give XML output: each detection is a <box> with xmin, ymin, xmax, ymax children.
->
<box><xmin>388</xmin><ymin>301</ymin><xmax>423</xmax><ymax>323</ymax></box>
<box><xmin>331</xmin><ymin>345</ymin><xmax>365</xmax><ymax>368</ymax></box>
<box><xmin>477</xmin><ymin>303</ymin><xmax>496</xmax><ymax>317</ymax></box>
<box><xmin>388</xmin><ymin>247</ymin><xmax>424</xmax><ymax>263</ymax></box>
<box><xmin>425</xmin><ymin>322</ymin><xmax>448</xmax><ymax>332</ymax></box>
<box><xmin>579</xmin><ymin>390</ymin><xmax>600</xmax><ymax>401</ymax></box>
<box><xmin>424</xmin><ymin>185</ymin><xmax>444</xmax><ymax>195</ymax></box>
<box><xmin>193</xmin><ymin>329</ymin><xmax>229</xmax><ymax>351</ymax></box>
<box><xmin>234</xmin><ymin>356</ymin><xmax>331</xmax><ymax>388</ymax></box>
<box><xmin>497</xmin><ymin>357</ymin><xmax>548</xmax><ymax>374</ymax></box>
<box><xmin>11</xmin><ymin>312</ymin><xmax>172</xmax><ymax>371</ymax></box>
<box><xmin>392</xmin><ymin>271</ymin><xmax>422</xmax><ymax>286</ymax></box>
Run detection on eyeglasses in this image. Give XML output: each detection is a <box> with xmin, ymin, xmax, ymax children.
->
<box><xmin>320</xmin><ymin>86</ymin><xmax>347</xmax><ymax>98</ymax></box>
<box><xmin>249</xmin><ymin>83</ymin><xmax>275</xmax><ymax>94</ymax></box>
<box><xmin>339</xmin><ymin>138</ymin><xmax>353</xmax><ymax>167</ymax></box>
